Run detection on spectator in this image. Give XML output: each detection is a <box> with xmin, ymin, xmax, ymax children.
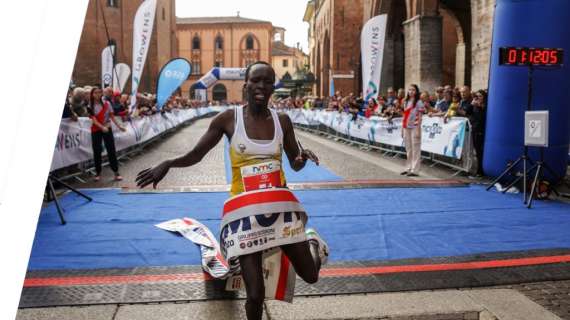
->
<box><xmin>364</xmin><ymin>98</ymin><xmax>378</xmax><ymax>118</ymax></box>
<box><xmin>457</xmin><ymin>85</ymin><xmax>472</xmax><ymax>117</ymax></box>
<box><xmin>470</xmin><ymin>89</ymin><xmax>487</xmax><ymax>176</ymax></box>
<box><xmin>434</xmin><ymin>87</ymin><xmax>448</xmax><ymax>112</ymax></box>
<box><xmin>401</xmin><ymin>84</ymin><xmax>425</xmax><ymax>177</ymax></box>
<box><xmin>61</xmin><ymin>87</ymin><xmax>75</xmax><ymax>120</ymax></box>
<box><xmin>430</xmin><ymin>89</ymin><xmax>451</xmax><ymax>117</ymax></box>
<box><xmin>420</xmin><ymin>91</ymin><xmax>435</xmax><ymax>113</ymax></box>
<box><xmin>103</xmin><ymin>86</ymin><xmax>114</xmax><ymax>104</ymax></box>
<box><xmin>386</xmin><ymin>87</ymin><xmax>397</xmax><ymax>107</ymax></box>
<box><xmin>397</xmin><ymin>88</ymin><xmax>406</xmax><ymax>106</ymax></box>
<box><xmin>88</xmin><ymin>86</ymin><xmax>127</xmax><ymax>182</ymax></box>
<box><xmin>315</xmin><ymin>97</ymin><xmax>323</xmax><ymax>109</ymax></box>
<box><xmin>376</xmin><ymin>96</ymin><xmax>388</xmax><ymax>115</ymax></box>
<box><xmin>443</xmin><ymin>92</ymin><xmax>461</xmax><ymax>123</ymax></box>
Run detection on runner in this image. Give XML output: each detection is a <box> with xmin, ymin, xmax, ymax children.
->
<box><xmin>136</xmin><ymin>61</ymin><xmax>328</xmax><ymax>320</ymax></box>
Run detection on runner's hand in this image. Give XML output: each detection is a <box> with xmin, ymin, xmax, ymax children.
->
<box><xmin>136</xmin><ymin>161</ymin><xmax>171</xmax><ymax>189</ymax></box>
<box><xmin>295</xmin><ymin>149</ymin><xmax>319</xmax><ymax>166</ymax></box>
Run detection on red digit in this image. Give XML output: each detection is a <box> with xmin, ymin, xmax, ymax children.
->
<box><xmin>541</xmin><ymin>50</ymin><xmax>549</xmax><ymax>64</ymax></box>
<box><xmin>521</xmin><ymin>50</ymin><xmax>528</xmax><ymax>63</ymax></box>
<box><xmin>550</xmin><ymin>50</ymin><xmax>559</xmax><ymax>64</ymax></box>
<box><xmin>533</xmin><ymin>49</ymin><xmax>541</xmax><ymax>64</ymax></box>
<box><xmin>508</xmin><ymin>49</ymin><xmax>517</xmax><ymax>64</ymax></box>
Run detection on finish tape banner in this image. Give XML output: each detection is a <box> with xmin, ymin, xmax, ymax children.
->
<box><xmin>50</xmin><ymin>107</ymin><xmax>231</xmax><ymax>171</ymax></box>
<box><xmin>156</xmin><ymin>58</ymin><xmax>192</xmax><ymax>110</ymax></box>
<box><xmin>286</xmin><ymin>110</ymin><xmax>467</xmax><ymax>159</ymax></box>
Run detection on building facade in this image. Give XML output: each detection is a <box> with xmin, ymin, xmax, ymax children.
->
<box><xmin>361</xmin><ymin>0</ymin><xmax>495</xmax><ymax>93</ymax></box>
<box><xmin>304</xmin><ymin>0</ymin><xmax>364</xmax><ymax>98</ymax></box>
<box><xmin>272</xmin><ymin>40</ymin><xmax>309</xmax><ymax>81</ymax></box>
<box><xmin>72</xmin><ymin>0</ymin><xmax>178</xmax><ymax>93</ymax></box>
<box><xmin>177</xmin><ymin>16</ymin><xmax>274</xmax><ymax>102</ymax></box>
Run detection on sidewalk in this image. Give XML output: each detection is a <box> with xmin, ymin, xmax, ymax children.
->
<box><xmin>16</xmin><ymin>288</ymin><xmax>562</xmax><ymax>320</ymax></box>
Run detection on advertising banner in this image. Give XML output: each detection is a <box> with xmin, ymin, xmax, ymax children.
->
<box><xmin>420</xmin><ymin>117</ymin><xmax>467</xmax><ymax>159</ymax></box>
<box><xmin>286</xmin><ymin>110</ymin><xmax>467</xmax><ymax>159</ymax></box>
<box><xmin>101</xmin><ymin>45</ymin><xmax>115</xmax><ymax>88</ymax></box>
<box><xmin>50</xmin><ymin>107</ymin><xmax>222</xmax><ymax>171</ymax></box>
<box><xmin>156</xmin><ymin>58</ymin><xmax>192</xmax><ymax>110</ymax></box>
<box><xmin>361</xmin><ymin>14</ymin><xmax>387</xmax><ymax>103</ymax></box>
<box><xmin>112</xmin><ymin>63</ymin><xmax>131</xmax><ymax>93</ymax></box>
<box><xmin>129</xmin><ymin>0</ymin><xmax>157</xmax><ymax>109</ymax></box>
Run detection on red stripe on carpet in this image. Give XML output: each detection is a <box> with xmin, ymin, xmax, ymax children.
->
<box><xmin>24</xmin><ymin>254</ymin><xmax>570</xmax><ymax>288</ymax></box>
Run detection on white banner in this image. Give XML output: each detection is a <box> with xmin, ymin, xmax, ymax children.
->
<box><xmin>130</xmin><ymin>0</ymin><xmax>157</xmax><ymax>109</ymax></box>
<box><xmin>361</xmin><ymin>15</ymin><xmax>387</xmax><ymax>102</ymax></box>
<box><xmin>218</xmin><ymin>67</ymin><xmax>246</xmax><ymax>80</ymax></box>
<box><xmin>113</xmin><ymin>63</ymin><xmax>131</xmax><ymax>93</ymax></box>
<box><xmin>50</xmin><ymin>107</ymin><xmax>226</xmax><ymax>171</ymax></box>
<box><xmin>287</xmin><ymin>110</ymin><xmax>468</xmax><ymax>160</ymax></box>
<box><xmin>101</xmin><ymin>45</ymin><xmax>115</xmax><ymax>88</ymax></box>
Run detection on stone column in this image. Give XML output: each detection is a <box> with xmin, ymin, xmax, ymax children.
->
<box><xmin>403</xmin><ymin>14</ymin><xmax>442</xmax><ymax>93</ymax></box>
<box><xmin>455</xmin><ymin>42</ymin><xmax>466</xmax><ymax>87</ymax></box>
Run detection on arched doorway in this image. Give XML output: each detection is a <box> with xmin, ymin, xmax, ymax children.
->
<box><xmin>376</xmin><ymin>0</ymin><xmax>406</xmax><ymax>93</ymax></box>
<box><xmin>440</xmin><ymin>0</ymin><xmax>471</xmax><ymax>87</ymax></box>
<box><xmin>212</xmin><ymin>83</ymin><xmax>227</xmax><ymax>101</ymax></box>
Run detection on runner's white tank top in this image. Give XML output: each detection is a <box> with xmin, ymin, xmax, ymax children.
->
<box><xmin>229</xmin><ymin>106</ymin><xmax>286</xmax><ymax>196</ymax></box>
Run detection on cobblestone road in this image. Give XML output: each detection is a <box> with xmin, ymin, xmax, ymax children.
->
<box><xmin>65</xmin><ymin>116</ymin><xmax>570</xmax><ymax>319</ymax></box>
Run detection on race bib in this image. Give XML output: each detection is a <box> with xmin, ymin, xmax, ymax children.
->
<box><xmin>241</xmin><ymin>160</ymin><xmax>282</xmax><ymax>192</ymax></box>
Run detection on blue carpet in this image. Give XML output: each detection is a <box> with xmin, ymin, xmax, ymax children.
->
<box><xmin>28</xmin><ymin>185</ymin><xmax>570</xmax><ymax>270</ymax></box>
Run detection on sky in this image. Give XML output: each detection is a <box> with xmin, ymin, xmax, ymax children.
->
<box><xmin>175</xmin><ymin>0</ymin><xmax>310</xmax><ymax>53</ymax></box>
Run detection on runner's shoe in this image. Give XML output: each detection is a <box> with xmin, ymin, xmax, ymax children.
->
<box><xmin>305</xmin><ymin>228</ymin><xmax>329</xmax><ymax>265</ymax></box>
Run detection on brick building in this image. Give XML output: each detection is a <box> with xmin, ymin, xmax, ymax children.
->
<box><xmin>177</xmin><ymin>16</ymin><xmax>274</xmax><ymax>102</ymax></box>
<box><xmin>271</xmin><ymin>31</ymin><xmax>309</xmax><ymax>82</ymax></box>
<box><xmin>305</xmin><ymin>0</ymin><xmax>364</xmax><ymax>98</ymax></box>
<box><xmin>72</xmin><ymin>0</ymin><xmax>178</xmax><ymax>93</ymax></box>
<box><xmin>360</xmin><ymin>0</ymin><xmax>494</xmax><ymax>93</ymax></box>
<box><xmin>304</xmin><ymin>0</ymin><xmax>494</xmax><ymax>96</ymax></box>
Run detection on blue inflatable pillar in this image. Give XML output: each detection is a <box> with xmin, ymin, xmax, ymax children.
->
<box><xmin>484</xmin><ymin>0</ymin><xmax>570</xmax><ymax>181</ymax></box>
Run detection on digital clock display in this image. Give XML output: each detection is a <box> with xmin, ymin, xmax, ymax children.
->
<box><xmin>499</xmin><ymin>47</ymin><xmax>563</xmax><ymax>66</ymax></box>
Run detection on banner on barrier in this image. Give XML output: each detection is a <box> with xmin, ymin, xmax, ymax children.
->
<box><xmin>287</xmin><ymin>110</ymin><xmax>467</xmax><ymax>160</ymax></box>
<box><xmin>50</xmin><ymin>107</ymin><xmax>220</xmax><ymax>172</ymax></box>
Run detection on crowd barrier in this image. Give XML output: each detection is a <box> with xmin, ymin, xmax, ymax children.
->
<box><xmin>50</xmin><ymin>106</ymin><xmax>231</xmax><ymax>174</ymax></box>
<box><xmin>285</xmin><ymin>109</ymin><xmax>475</xmax><ymax>174</ymax></box>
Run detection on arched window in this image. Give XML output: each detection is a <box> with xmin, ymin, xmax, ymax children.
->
<box><xmin>212</xmin><ymin>84</ymin><xmax>227</xmax><ymax>101</ymax></box>
<box><xmin>246</xmin><ymin>35</ymin><xmax>255</xmax><ymax>50</ymax></box>
<box><xmin>214</xmin><ymin>34</ymin><xmax>224</xmax><ymax>68</ymax></box>
<box><xmin>192</xmin><ymin>35</ymin><xmax>201</xmax><ymax>50</ymax></box>
<box><xmin>215</xmin><ymin>35</ymin><xmax>223</xmax><ymax>50</ymax></box>
<box><xmin>241</xmin><ymin>34</ymin><xmax>259</xmax><ymax>67</ymax></box>
<box><xmin>191</xmin><ymin>34</ymin><xmax>201</xmax><ymax>75</ymax></box>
